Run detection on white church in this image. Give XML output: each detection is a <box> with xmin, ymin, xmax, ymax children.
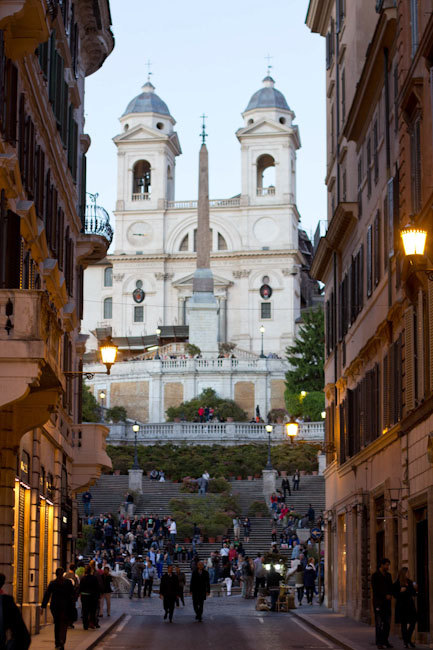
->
<box><xmin>82</xmin><ymin>75</ymin><xmax>321</xmax><ymax>424</ymax></box>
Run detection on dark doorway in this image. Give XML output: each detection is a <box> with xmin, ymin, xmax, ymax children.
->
<box><xmin>415</xmin><ymin>508</ymin><xmax>429</xmax><ymax>633</ymax></box>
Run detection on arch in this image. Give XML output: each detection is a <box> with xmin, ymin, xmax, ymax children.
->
<box><xmin>217</xmin><ymin>232</ymin><xmax>227</xmax><ymax>250</ymax></box>
<box><xmin>103</xmin><ymin>297</ymin><xmax>112</xmax><ymax>320</ymax></box>
<box><xmin>104</xmin><ymin>266</ymin><xmax>113</xmax><ymax>287</ymax></box>
<box><xmin>179</xmin><ymin>233</ymin><xmax>189</xmax><ymax>251</ymax></box>
<box><xmin>133</xmin><ymin>160</ymin><xmax>151</xmax><ymax>195</ymax></box>
<box><xmin>256</xmin><ymin>153</ymin><xmax>275</xmax><ymax>192</ymax></box>
<box><xmin>167</xmin><ymin>214</ymin><xmax>241</xmax><ymax>253</ymax></box>
<box><xmin>167</xmin><ymin>164</ymin><xmax>173</xmax><ymax>180</ymax></box>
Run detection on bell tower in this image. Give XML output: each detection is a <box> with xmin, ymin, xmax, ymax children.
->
<box><xmin>112</xmin><ymin>81</ymin><xmax>181</xmax><ymax>253</ymax></box>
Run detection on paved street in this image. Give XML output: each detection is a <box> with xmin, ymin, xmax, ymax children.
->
<box><xmin>93</xmin><ymin>597</ymin><xmax>338</xmax><ymax>650</ymax></box>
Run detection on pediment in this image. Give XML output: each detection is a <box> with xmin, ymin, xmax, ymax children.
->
<box><xmin>237</xmin><ymin>118</ymin><xmax>290</xmax><ymax>137</ymax></box>
<box><xmin>173</xmin><ymin>272</ymin><xmax>232</xmax><ymax>288</ymax></box>
<box><xmin>113</xmin><ymin>124</ymin><xmax>169</xmax><ymax>143</ymax></box>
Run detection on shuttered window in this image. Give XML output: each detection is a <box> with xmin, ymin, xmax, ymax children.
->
<box><xmin>367</xmin><ymin>138</ymin><xmax>372</xmax><ymax>198</ymax></box>
<box><xmin>373</xmin><ymin>119</ymin><xmax>379</xmax><ymax>184</ymax></box>
<box><xmin>374</xmin><ymin>211</ymin><xmax>381</xmax><ymax>287</ymax></box>
<box><xmin>410</xmin><ymin>116</ymin><xmax>421</xmax><ymax>213</ymax></box>
<box><xmin>357</xmin><ymin>157</ymin><xmax>363</xmax><ymax>217</ymax></box>
<box><xmin>404</xmin><ymin>306</ymin><xmax>415</xmax><ymax>413</ymax></box>
<box><xmin>428</xmin><ymin>282</ymin><xmax>433</xmax><ymax>392</ymax></box>
<box><xmin>416</xmin><ymin>289</ymin><xmax>425</xmax><ymax>403</ymax></box>
<box><xmin>0</xmin><ymin>193</ymin><xmax>21</xmax><ymax>289</ymax></box>
<box><xmin>367</xmin><ymin>225</ymin><xmax>373</xmax><ymax>298</ymax></box>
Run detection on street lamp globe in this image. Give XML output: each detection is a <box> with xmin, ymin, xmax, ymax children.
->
<box><xmin>285</xmin><ymin>417</ymin><xmax>299</xmax><ymax>439</ymax></box>
<box><xmin>260</xmin><ymin>325</ymin><xmax>265</xmax><ymax>334</ymax></box>
<box><xmin>132</xmin><ymin>422</ymin><xmax>140</xmax><ymax>433</ymax></box>
<box><xmin>265</xmin><ymin>424</ymin><xmax>273</xmax><ymax>434</ymax></box>
<box><xmin>401</xmin><ymin>226</ymin><xmax>427</xmax><ymax>256</ymax></box>
<box><xmin>321</xmin><ymin>411</ymin><xmax>326</xmax><ymax>419</ymax></box>
<box><xmin>99</xmin><ymin>390</ymin><xmax>106</xmax><ymax>400</ymax></box>
<box><xmin>156</xmin><ymin>327</ymin><xmax>161</xmax><ymax>337</ymax></box>
<box><xmin>99</xmin><ymin>336</ymin><xmax>118</xmax><ymax>374</ymax></box>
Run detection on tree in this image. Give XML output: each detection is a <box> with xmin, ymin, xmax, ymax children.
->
<box><xmin>105</xmin><ymin>405</ymin><xmax>128</xmax><ymax>423</ymax></box>
<box><xmin>285</xmin><ymin>307</ymin><xmax>324</xmax><ymax>394</ymax></box>
<box><xmin>82</xmin><ymin>382</ymin><xmax>100</xmax><ymax>422</ymax></box>
<box><xmin>166</xmin><ymin>387</ymin><xmax>248</xmax><ymax>422</ymax></box>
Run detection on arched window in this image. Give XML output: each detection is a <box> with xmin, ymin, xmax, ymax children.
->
<box><xmin>104</xmin><ymin>266</ymin><xmax>113</xmax><ymax>287</ymax></box>
<box><xmin>133</xmin><ymin>160</ymin><xmax>151</xmax><ymax>195</ymax></box>
<box><xmin>179</xmin><ymin>234</ymin><xmax>189</xmax><ymax>251</ymax></box>
<box><xmin>103</xmin><ymin>297</ymin><xmax>112</xmax><ymax>320</ymax></box>
<box><xmin>256</xmin><ymin>154</ymin><xmax>275</xmax><ymax>195</ymax></box>
<box><xmin>167</xmin><ymin>165</ymin><xmax>173</xmax><ymax>180</ymax></box>
<box><xmin>217</xmin><ymin>232</ymin><xmax>227</xmax><ymax>250</ymax></box>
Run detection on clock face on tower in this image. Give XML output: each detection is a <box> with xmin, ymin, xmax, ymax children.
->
<box><xmin>127</xmin><ymin>221</ymin><xmax>153</xmax><ymax>246</ymax></box>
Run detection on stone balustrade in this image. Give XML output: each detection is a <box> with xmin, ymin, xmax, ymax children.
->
<box><xmin>106</xmin><ymin>421</ymin><xmax>325</xmax><ymax>446</ymax></box>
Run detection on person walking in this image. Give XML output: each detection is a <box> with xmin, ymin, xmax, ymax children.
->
<box><xmin>243</xmin><ymin>517</ymin><xmax>251</xmax><ymax>543</ymax></box>
<box><xmin>253</xmin><ymin>553</ymin><xmax>266</xmax><ymax>597</ymax></box>
<box><xmin>304</xmin><ymin>557</ymin><xmax>317</xmax><ymax>605</ymax></box>
<box><xmin>0</xmin><ymin>573</ymin><xmax>31</xmax><ymax>649</ymax></box>
<box><xmin>82</xmin><ymin>490</ymin><xmax>92</xmax><ymax>517</ymax></box>
<box><xmin>307</xmin><ymin>503</ymin><xmax>315</xmax><ymax>526</ymax></box>
<box><xmin>100</xmin><ymin>566</ymin><xmax>113</xmax><ymax>617</ymax></box>
<box><xmin>282</xmin><ymin>477</ymin><xmax>291</xmax><ymax>500</ymax></box>
<box><xmin>176</xmin><ymin>565</ymin><xmax>186</xmax><ymax>606</ymax></box>
<box><xmin>129</xmin><ymin>555</ymin><xmax>145</xmax><ymax>599</ymax></box>
<box><xmin>266</xmin><ymin>565</ymin><xmax>282</xmax><ymax>612</ymax></box>
<box><xmin>371</xmin><ymin>558</ymin><xmax>393</xmax><ymax>649</ymax></box>
<box><xmin>143</xmin><ymin>559</ymin><xmax>156</xmax><ymax>598</ymax></box>
<box><xmin>169</xmin><ymin>518</ymin><xmax>177</xmax><ymax>545</ymax></box>
<box><xmin>221</xmin><ymin>560</ymin><xmax>233</xmax><ymax>596</ymax></box>
<box><xmin>293</xmin><ymin>469</ymin><xmax>300</xmax><ymax>491</ymax></box>
<box><xmin>241</xmin><ymin>556</ymin><xmax>254</xmax><ymax>598</ymax></box>
<box><xmin>233</xmin><ymin>516</ymin><xmax>241</xmax><ymax>541</ymax></box>
<box><xmin>78</xmin><ymin>565</ymin><xmax>101</xmax><ymax>630</ymax></box>
<box><xmin>41</xmin><ymin>567</ymin><xmax>76</xmax><ymax>649</ymax></box>
<box><xmin>393</xmin><ymin>567</ymin><xmax>418</xmax><ymax>648</ymax></box>
<box><xmin>189</xmin><ymin>561</ymin><xmax>210</xmax><ymax>622</ymax></box>
<box><xmin>159</xmin><ymin>565</ymin><xmax>179</xmax><ymax>623</ymax></box>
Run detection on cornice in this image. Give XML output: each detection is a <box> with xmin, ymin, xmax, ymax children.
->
<box><xmin>305</xmin><ymin>0</ymin><xmax>333</xmax><ymax>36</ymax></box>
<box><xmin>105</xmin><ymin>248</ymin><xmax>301</xmax><ymax>264</ymax></box>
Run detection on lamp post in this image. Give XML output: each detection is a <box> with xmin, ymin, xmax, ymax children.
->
<box><xmin>99</xmin><ymin>390</ymin><xmax>106</xmax><ymax>422</ymax></box>
<box><xmin>265</xmin><ymin>423</ymin><xmax>273</xmax><ymax>469</ymax></box>
<box><xmin>132</xmin><ymin>421</ymin><xmax>140</xmax><ymax>469</ymax></box>
<box><xmin>155</xmin><ymin>327</ymin><xmax>161</xmax><ymax>360</ymax></box>
<box><xmin>260</xmin><ymin>325</ymin><xmax>266</xmax><ymax>358</ymax></box>
<box><xmin>64</xmin><ymin>336</ymin><xmax>118</xmax><ymax>379</ymax></box>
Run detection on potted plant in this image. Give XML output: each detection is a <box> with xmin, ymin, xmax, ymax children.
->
<box><xmin>247</xmin><ymin>475</ymin><xmax>253</xmax><ymax>481</ymax></box>
<box><xmin>186</xmin><ymin>343</ymin><xmax>201</xmax><ymax>358</ymax></box>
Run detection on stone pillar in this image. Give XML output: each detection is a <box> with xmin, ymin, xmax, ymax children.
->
<box><xmin>262</xmin><ymin>468</ymin><xmax>277</xmax><ymax>506</ymax></box>
<box><xmin>0</xmin><ymin>441</ymin><xmax>17</xmax><ymax>589</ymax></box>
<box><xmin>128</xmin><ymin>469</ymin><xmax>143</xmax><ymax>494</ymax></box>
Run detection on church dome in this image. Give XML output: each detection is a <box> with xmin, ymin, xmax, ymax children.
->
<box><xmin>245</xmin><ymin>76</ymin><xmax>290</xmax><ymax>112</ymax></box>
<box><xmin>122</xmin><ymin>81</ymin><xmax>171</xmax><ymax>117</ymax></box>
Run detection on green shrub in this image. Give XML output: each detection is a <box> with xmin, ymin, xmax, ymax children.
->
<box><xmin>166</xmin><ymin>387</ymin><xmax>248</xmax><ymax>422</ymax></box>
<box><xmin>169</xmin><ymin>494</ymin><xmax>234</xmax><ymax>539</ymax></box>
<box><xmin>105</xmin><ymin>406</ymin><xmax>128</xmax><ymax>423</ymax></box>
<box><xmin>76</xmin><ymin>524</ymin><xmax>94</xmax><ymax>553</ymax></box>
<box><xmin>248</xmin><ymin>500</ymin><xmax>269</xmax><ymax>517</ymax></box>
<box><xmin>208</xmin><ymin>477</ymin><xmax>231</xmax><ymax>493</ymax></box>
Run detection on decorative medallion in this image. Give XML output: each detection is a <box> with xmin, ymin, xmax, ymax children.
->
<box><xmin>260</xmin><ymin>284</ymin><xmax>272</xmax><ymax>299</ymax></box>
<box><xmin>133</xmin><ymin>288</ymin><xmax>145</xmax><ymax>303</ymax></box>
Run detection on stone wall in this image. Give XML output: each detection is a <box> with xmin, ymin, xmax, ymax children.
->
<box><xmin>110</xmin><ymin>381</ymin><xmax>149</xmax><ymax>422</ymax></box>
<box><xmin>271</xmin><ymin>379</ymin><xmax>286</xmax><ymax>410</ymax></box>
<box><xmin>164</xmin><ymin>382</ymin><xmax>184</xmax><ymax>413</ymax></box>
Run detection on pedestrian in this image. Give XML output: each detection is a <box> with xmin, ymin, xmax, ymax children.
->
<box><xmin>202</xmin><ymin>470</ymin><xmax>210</xmax><ymax>493</ymax></box>
<box><xmin>192</xmin><ymin>523</ymin><xmax>201</xmax><ymax>550</ymax></box>
<box><xmin>294</xmin><ymin>555</ymin><xmax>305</xmax><ymax>605</ymax></box>
<box><xmin>233</xmin><ymin>516</ymin><xmax>241</xmax><ymax>541</ymax></box>
<box><xmin>156</xmin><ymin>550</ymin><xmax>164</xmax><ymax>579</ymax></box>
<box><xmin>282</xmin><ymin>476</ymin><xmax>291</xmax><ymax>500</ymax></box>
<box><xmin>82</xmin><ymin>489</ymin><xmax>92</xmax><ymax>517</ymax></box>
<box><xmin>129</xmin><ymin>555</ymin><xmax>145</xmax><ymax>599</ymax></box>
<box><xmin>266</xmin><ymin>564</ymin><xmax>282</xmax><ymax>611</ymax></box>
<box><xmin>221</xmin><ymin>559</ymin><xmax>233</xmax><ymax>596</ymax></box>
<box><xmin>143</xmin><ymin>559</ymin><xmax>156</xmax><ymax>597</ymax></box>
<box><xmin>243</xmin><ymin>516</ymin><xmax>251</xmax><ymax>543</ymax></box>
<box><xmin>63</xmin><ymin>563</ymin><xmax>79</xmax><ymax>627</ymax></box>
<box><xmin>253</xmin><ymin>553</ymin><xmax>266</xmax><ymax>597</ymax></box>
<box><xmin>241</xmin><ymin>556</ymin><xmax>254</xmax><ymax>598</ymax></box>
<box><xmin>293</xmin><ymin>469</ymin><xmax>300</xmax><ymax>491</ymax></box>
<box><xmin>41</xmin><ymin>567</ymin><xmax>76</xmax><ymax>650</ymax></box>
<box><xmin>393</xmin><ymin>567</ymin><xmax>417</xmax><ymax>648</ymax></box>
<box><xmin>371</xmin><ymin>558</ymin><xmax>393</xmax><ymax>649</ymax></box>
<box><xmin>304</xmin><ymin>557</ymin><xmax>317</xmax><ymax>605</ymax></box>
<box><xmin>0</xmin><ymin>573</ymin><xmax>31</xmax><ymax>649</ymax></box>
<box><xmin>197</xmin><ymin>476</ymin><xmax>206</xmax><ymax>495</ymax></box>
<box><xmin>176</xmin><ymin>565</ymin><xmax>186</xmax><ymax>606</ymax></box>
<box><xmin>307</xmin><ymin>503</ymin><xmax>315</xmax><ymax>526</ymax></box>
<box><xmin>189</xmin><ymin>560</ymin><xmax>210</xmax><ymax>622</ymax></box>
<box><xmin>78</xmin><ymin>565</ymin><xmax>101</xmax><ymax>630</ymax></box>
<box><xmin>100</xmin><ymin>566</ymin><xmax>113</xmax><ymax>616</ymax></box>
<box><xmin>159</xmin><ymin>564</ymin><xmax>179</xmax><ymax>623</ymax></box>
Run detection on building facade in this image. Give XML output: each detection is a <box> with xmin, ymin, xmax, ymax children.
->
<box><xmin>308</xmin><ymin>0</ymin><xmax>433</xmax><ymax>639</ymax></box>
<box><xmin>0</xmin><ymin>0</ymin><xmax>113</xmax><ymax>634</ymax></box>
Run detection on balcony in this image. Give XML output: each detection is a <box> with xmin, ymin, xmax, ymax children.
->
<box><xmin>131</xmin><ymin>193</ymin><xmax>151</xmax><ymax>201</ymax></box>
<box><xmin>256</xmin><ymin>187</ymin><xmax>276</xmax><ymax>197</ymax></box>
<box><xmin>106</xmin><ymin>421</ymin><xmax>325</xmax><ymax>446</ymax></box>
<box><xmin>0</xmin><ymin>1</ymin><xmax>50</xmax><ymax>58</ymax></box>
<box><xmin>70</xmin><ymin>423</ymin><xmax>112</xmax><ymax>491</ymax></box>
<box><xmin>165</xmin><ymin>197</ymin><xmax>241</xmax><ymax>210</ymax></box>
<box><xmin>0</xmin><ymin>290</ymin><xmax>63</xmax><ymax>434</ymax></box>
<box><xmin>77</xmin><ymin>200</ymin><xmax>113</xmax><ymax>266</ymax></box>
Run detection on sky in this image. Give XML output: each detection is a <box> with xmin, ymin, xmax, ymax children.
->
<box><xmin>84</xmin><ymin>0</ymin><xmax>326</xmax><ymax>243</ymax></box>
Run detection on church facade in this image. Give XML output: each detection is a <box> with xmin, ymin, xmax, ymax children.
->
<box><xmin>82</xmin><ymin>76</ymin><xmax>320</xmax><ymax>422</ymax></box>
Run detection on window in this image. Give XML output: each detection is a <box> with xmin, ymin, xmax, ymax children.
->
<box><xmin>341</xmin><ymin>69</ymin><xmax>346</xmax><ymax>125</ymax></box>
<box><xmin>217</xmin><ymin>232</ymin><xmax>227</xmax><ymax>250</ymax></box>
<box><xmin>366</xmin><ymin>138</ymin><xmax>372</xmax><ymax>198</ymax></box>
<box><xmin>179</xmin><ymin>234</ymin><xmax>189</xmax><ymax>251</ymax></box>
<box><xmin>357</xmin><ymin>156</ymin><xmax>363</xmax><ymax>217</ymax></box>
<box><xmin>132</xmin><ymin>160</ymin><xmax>151</xmax><ymax>195</ymax></box>
<box><xmin>134</xmin><ymin>306</ymin><xmax>143</xmax><ymax>322</ymax></box>
<box><xmin>256</xmin><ymin>154</ymin><xmax>275</xmax><ymax>194</ymax></box>
<box><xmin>326</xmin><ymin>18</ymin><xmax>335</xmax><ymax>69</ymax></box>
<box><xmin>104</xmin><ymin>266</ymin><xmax>113</xmax><ymax>287</ymax></box>
<box><xmin>393</xmin><ymin>65</ymin><xmax>398</xmax><ymax>133</ymax></box>
<box><xmin>373</xmin><ymin>119</ymin><xmax>379</xmax><ymax>184</ymax></box>
<box><xmin>261</xmin><ymin>303</ymin><xmax>271</xmax><ymax>319</ymax></box>
<box><xmin>374</xmin><ymin>211</ymin><xmax>381</xmax><ymax>287</ymax></box>
<box><xmin>410</xmin><ymin>0</ymin><xmax>419</xmax><ymax>57</ymax></box>
<box><xmin>103</xmin><ymin>297</ymin><xmax>112</xmax><ymax>320</ymax></box>
<box><xmin>367</xmin><ymin>225</ymin><xmax>372</xmax><ymax>298</ymax></box>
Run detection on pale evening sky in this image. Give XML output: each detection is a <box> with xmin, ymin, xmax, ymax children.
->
<box><xmin>84</xmin><ymin>0</ymin><xmax>326</xmax><ymax>244</ymax></box>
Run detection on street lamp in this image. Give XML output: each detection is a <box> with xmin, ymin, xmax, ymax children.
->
<box><xmin>401</xmin><ymin>226</ymin><xmax>427</xmax><ymax>256</ymax></box>
<box><xmin>99</xmin><ymin>390</ymin><xmax>106</xmax><ymax>422</ymax></box>
<box><xmin>285</xmin><ymin>416</ymin><xmax>299</xmax><ymax>444</ymax></box>
<box><xmin>265</xmin><ymin>423</ymin><xmax>273</xmax><ymax>470</ymax></box>
<box><xmin>65</xmin><ymin>336</ymin><xmax>118</xmax><ymax>379</ymax></box>
<box><xmin>155</xmin><ymin>327</ymin><xmax>162</xmax><ymax>360</ymax></box>
<box><xmin>260</xmin><ymin>325</ymin><xmax>266</xmax><ymax>358</ymax></box>
<box><xmin>132</xmin><ymin>421</ymin><xmax>140</xmax><ymax>469</ymax></box>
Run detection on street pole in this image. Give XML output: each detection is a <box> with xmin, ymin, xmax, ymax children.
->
<box><xmin>132</xmin><ymin>422</ymin><xmax>140</xmax><ymax>469</ymax></box>
<box><xmin>265</xmin><ymin>424</ymin><xmax>273</xmax><ymax>470</ymax></box>
<box><xmin>260</xmin><ymin>325</ymin><xmax>265</xmax><ymax>358</ymax></box>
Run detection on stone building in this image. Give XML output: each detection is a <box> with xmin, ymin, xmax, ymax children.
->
<box><xmin>82</xmin><ymin>75</ymin><xmax>322</xmax><ymax>421</ymax></box>
<box><xmin>307</xmin><ymin>0</ymin><xmax>433</xmax><ymax>639</ymax></box>
<box><xmin>0</xmin><ymin>0</ymin><xmax>113</xmax><ymax>633</ymax></box>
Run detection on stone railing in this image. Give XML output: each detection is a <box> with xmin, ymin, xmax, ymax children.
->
<box><xmin>131</xmin><ymin>193</ymin><xmax>151</xmax><ymax>201</ymax></box>
<box><xmin>166</xmin><ymin>197</ymin><xmax>241</xmax><ymax>210</ymax></box>
<box><xmin>160</xmin><ymin>358</ymin><xmax>267</xmax><ymax>371</ymax></box>
<box><xmin>256</xmin><ymin>187</ymin><xmax>276</xmax><ymax>196</ymax></box>
<box><xmin>106</xmin><ymin>421</ymin><xmax>325</xmax><ymax>446</ymax></box>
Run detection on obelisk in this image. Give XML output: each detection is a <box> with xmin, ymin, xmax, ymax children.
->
<box><xmin>187</xmin><ymin>118</ymin><xmax>219</xmax><ymax>356</ymax></box>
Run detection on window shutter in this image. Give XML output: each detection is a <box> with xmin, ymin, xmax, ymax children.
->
<box><xmin>428</xmin><ymin>282</ymin><xmax>433</xmax><ymax>392</ymax></box>
<box><xmin>416</xmin><ymin>290</ymin><xmax>425</xmax><ymax>403</ymax></box>
<box><xmin>57</xmin><ymin>208</ymin><xmax>64</xmax><ymax>270</ymax></box>
<box><xmin>51</xmin><ymin>189</ymin><xmax>58</xmax><ymax>255</ymax></box>
<box><xmin>383</xmin><ymin>354</ymin><xmax>389</xmax><ymax>430</ymax></box>
<box><xmin>5</xmin><ymin>60</ymin><xmax>18</xmax><ymax>144</ymax></box>
<box><xmin>358</xmin><ymin>245</ymin><xmax>364</xmax><ymax>312</ymax></box>
<box><xmin>367</xmin><ymin>225</ymin><xmax>372</xmax><ymax>297</ymax></box>
<box><xmin>0</xmin><ymin>30</ymin><xmax>5</xmax><ymax>135</ymax></box>
<box><xmin>387</xmin><ymin>178</ymin><xmax>394</xmax><ymax>257</ymax></box>
<box><xmin>48</xmin><ymin>31</ymin><xmax>57</xmax><ymax>105</ymax></box>
<box><xmin>374</xmin><ymin>211</ymin><xmax>380</xmax><ymax>286</ymax></box>
<box><xmin>404</xmin><ymin>306</ymin><xmax>415</xmax><ymax>411</ymax></box>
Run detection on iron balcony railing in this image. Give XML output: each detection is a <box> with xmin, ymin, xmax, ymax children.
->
<box><xmin>84</xmin><ymin>199</ymin><xmax>113</xmax><ymax>246</ymax></box>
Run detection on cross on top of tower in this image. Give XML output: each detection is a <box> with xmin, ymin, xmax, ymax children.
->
<box><xmin>145</xmin><ymin>59</ymin><xmax>153</xmax><ymax>82</ymax></box>
<box><xmin>265</xmin><ymin>53</ymin><xmax>273</xmax><ymax>76</ymax></box>
<box><xmin>200</xmin><ymin>114</ymin><xmax>208</xmax><ymax>144</ymax></box>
